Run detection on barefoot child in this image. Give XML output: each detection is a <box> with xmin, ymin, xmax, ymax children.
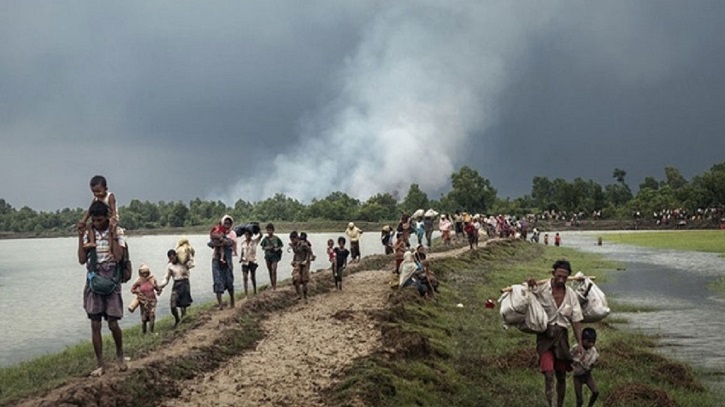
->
<box><xmin>78</xmin><ymin>175</ymin><xmax>119</xmax><ymax>248</ymax></box>
<box><xmin>572</xmin><ymin>327</ymin><xmax>600</xmax><ymax>407</ymax></box>
<box><xmin>240</xmin><ymin>230</ymin><xmax>260</xmax><ymax>295</ymax></box>
<box><xmin>326</xmin><ymin>238</ymin><xmax>336</xmax><ymax>274</ymax></box>
<box><xmin>158</xmin><ymin>249</ymin><xmax>194</xmax><ymax>328</ymax></box>
<box><xmin>332</xmin><ymin>237</ymin><xmax>350</xmax><ymax>290</ymax></box>
<box><xmin>129</xmin><ymin>264</ymin><xmax>161</xmax><ymax>334</ymax></box>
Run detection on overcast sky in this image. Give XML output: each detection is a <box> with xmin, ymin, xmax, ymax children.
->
<box><xmin>2</xmin><ymin>1</ymin><xmax>724</xmax><ymax>212</ymax></box>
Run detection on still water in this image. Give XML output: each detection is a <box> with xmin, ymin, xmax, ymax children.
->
<box><xmin>0</xmin><ymin>232</ymin><xmax>387</xmax><ymax>367</ymax></box>
<box><xmin>562</xmin><ymin>231</ymin><xmax>725</xmax><ymax>386</ymax></box>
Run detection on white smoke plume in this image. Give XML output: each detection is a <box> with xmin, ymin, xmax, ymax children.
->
<box><xmin>224</xmin><ymin>1</ymin><xmax>558</xmax><ymax>203</ymax></box>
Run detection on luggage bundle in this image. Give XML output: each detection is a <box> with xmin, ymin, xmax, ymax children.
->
<box><xmin>424</xmin><ymin>209</ymin><xmax>439</xmax><ymax>218</ymax></box>
<box><xmin>234</xmin><ymin>222</ymin><xmax>261</xmax><ymax>237</ymax></box>
<box><xmin>498</xmin><ymin>284</ymin><xmax>548</xmax><ymax>333</ymax></box>
<box><xmin>570</xmin><ymin>272</ymin><xmax>610</xmax><ymax>323</ymax></box>
<box><xmin>498</xmin><ymin>273</ymin><xmax>610</xmax><ymax>333</ymax></box>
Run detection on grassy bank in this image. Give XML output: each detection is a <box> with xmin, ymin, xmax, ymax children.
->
<box><xmin>327</xmin><ymin>240</ymin><xmax>717</xmax><ymax>407</ymax></box>
<box><xmin>603</xmin><ymin>230</ymin><xmax>725</xmax><ymax>256</ymax></box>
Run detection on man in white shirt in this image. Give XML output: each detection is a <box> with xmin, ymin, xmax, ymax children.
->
<box><xmin>528</xmin><ymin>260</ymin><xmax>584</xmax><ymax>407</ymax></box>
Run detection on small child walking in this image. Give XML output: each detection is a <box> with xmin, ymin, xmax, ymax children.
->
<box><xmin>326</xmin><ymin>238</ymin><xmax>336</xmax><ymax>275</ymax></box>
<box><xmin>572</xmin><ymin>327</ymin><xmax>600</xmax><ymax>407</ymax></box>
<box><xmin>129</xmin><ymin>264</ymin><xmax>161</xmax><ymax>334</ymax></box>
<box><xmin>78</xmin><ymin>175</ymin><xmax>119</xmax><ymax>248</ymax></box>
<box><xmin>332</xmin><ymin>236</ymin><xmax>350</xmax><ymax>290</ymax></box>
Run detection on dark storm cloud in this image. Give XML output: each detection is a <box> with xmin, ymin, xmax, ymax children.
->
<box><xmin>1</xmin><ymin>1</ymin><xmax>723</xmax><ymax>211</ymax></box>
<box><xmin>0</xmin><ymin>1</ymin><xmax>373</xmax><ymax>210</ymax></box>
<box><xmin>472</xmin><ymin>1</ymin><xmax>725</xmax><ymax>197</ymax></box>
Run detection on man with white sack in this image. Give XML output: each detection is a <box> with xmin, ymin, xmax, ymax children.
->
<box><xmin>527</xmin><ymin>259</ymin><xmax>585</xmax><ymax>407</ymax></box>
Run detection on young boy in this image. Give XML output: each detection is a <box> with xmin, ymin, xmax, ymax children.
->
<box><xmin>289</xmin><ymin>231</ymin><xmax>312</xmax><ymax>301</ymax></box>
<box><xmin>78</xmin><ymin>175</ymin><xmax>119</xmax><ymax>248</ymax></box>
<box><xmin>572</xmin><ymin>327</ymin><xmax>600</xmax><ymax>407</ymax></box>
<box><xmin>333</xmin><ymin>237</ymin><xmax>350</xmax><ymax>290</ymax></box>
<box><xmin>158</xmin><ymin>249</ymin><xmax>193</xmax><ymax>328</ymax></box>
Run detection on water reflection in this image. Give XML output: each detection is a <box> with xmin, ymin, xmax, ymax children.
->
<box><xmin>563</xmin><ymin>231</ymin><xmax>725</xmax><ymax>388</ymax></box>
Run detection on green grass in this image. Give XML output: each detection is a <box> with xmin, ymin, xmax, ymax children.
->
<box><xmin>603</xmin><ymin>230</ymin><xmax>725</xmax><ymax>255</ymax></box>
<box><xmin>327</xmin><ymin>240</ymin><xmax>719</xmax><ymax>407</ymax></box>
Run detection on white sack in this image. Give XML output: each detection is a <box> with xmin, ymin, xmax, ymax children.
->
<box><xmin>498</xmin><ymin>284</ymin><xmax>548</xmax><ymax>333</ymax></box>
<box><xmin>571</xmin><ymin>272</ymin><xmax>610</xmax><ymax>323</ymax></box>
<box><xmin>519</xmin><ymin>295</ymin><xmax>548</xmax><ymax>334</ymax></box>
<box><xmin>498</xmin><ymin>284</ymin><xmax>529</xmax><ymax>325</ymax></box>
<box><xmin>412</xmin><ymin>209</ymin><xmax>425</xmax><ymax>218</ymax></box>
<box><xmin>424</xmin><ymin>209</ymin><xmax>439</xmax><ymax>218</ymax></box>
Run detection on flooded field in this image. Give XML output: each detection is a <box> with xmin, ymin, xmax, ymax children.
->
<box><xmin>563</xmin><ymin>231</ymin><xmax>725</xmax><ymax>390</ymax></box>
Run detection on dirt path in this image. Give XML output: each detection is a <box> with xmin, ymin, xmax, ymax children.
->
<box><xmin>157</xmin><ymin>246</ymin><xmax>470</xmax><ymax>407</ymax></box>
<box><xmin>13</xmin><ymin>245</ymin><xmax>473</xmax><ymax>407</ymax></box>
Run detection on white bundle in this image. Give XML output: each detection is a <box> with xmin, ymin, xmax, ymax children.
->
<box><xmin>498</xmin><ymin>284</ymin><xmax>548</xmax><ymax>333</ymax></box>
<box><xmin>412</xmin><ymin>209</ymin><xmax>425</xmax><ymax>218</ymax></box>
<box><xmin>571</xmin><ymin>272</ymin><xmax>610</xmax><ymax>323</ymax></box>
<box><xmin>498</xmin><ymin>284</ymin><xmax>528</xmax><ymax>325</ymax></box>
<box><xmin>424</xmin><ymin>209</ymin><xmax>439</xmax><ymax>218</ymax></box>
<box><xmin>520</xmin><ymin>295</ymin><xmax>548</xmax><ymax>334</ymax></box>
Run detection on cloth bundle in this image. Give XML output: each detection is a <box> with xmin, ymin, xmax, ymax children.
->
<box><xmin>424</xmin><ymin>209</ymin><xmax>439</xmax><ymax>218</ymax></box>
<box><xmin>498</xmin><ymin>284</ymin><xmax>548</xmax><ymax>334</ymax></box>
<box><xmin>570</xmin><ymin>272</ymin><xmax>610</xmax><ymax>323</ymax></box>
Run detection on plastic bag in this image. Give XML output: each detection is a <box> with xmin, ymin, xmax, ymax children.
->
<box><xmin>571</xmin><ymin>272</ymin><xmax>610</xmax><ymax>323</ymax></box>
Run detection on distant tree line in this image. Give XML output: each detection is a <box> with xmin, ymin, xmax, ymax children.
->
<box><xmin>1</xmin><ymin>162</ymin><xmax>723</xmax><ymax>235</ymax></box>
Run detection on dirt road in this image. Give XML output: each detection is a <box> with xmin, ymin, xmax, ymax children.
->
<box><xmin>14</xmin><ymin>245</ymin><xmax>473</xmax><ymax>407</ymax></box>
<box><xmin>158</xmin><ymin>246</ymin><xmax>470</xmax><ymax>407</ymax></box>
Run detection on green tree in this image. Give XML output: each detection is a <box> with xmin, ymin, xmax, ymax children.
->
<box><xmin>307</xmin><ymin>191</ymin><xmax>360</xmax><ymax>220</ymax></box>
<box><xmin>613</xmin><ymin>168</ymin><xmax>628</xmax><ymax>184</ymax></box>
<box><xmin>167</xmin><ymin>202</ymin><xmax>189</xmax><ymax>227</ymax></box>
<box><xmin>530</xmin><ymin>176</ymin><xmax>554</xmax><ymax>209</ymax></box>
<box><xmin>364</xmin><ymin>193</ymin><xmax>398</xmax><ymax>220</ymax></box>
<box><xmin>446</xmin><ymin>166</ymin><xmax>497</xmax><ymax>214</ymax></box>
<box><xmin>664</xmin><ymin>166</ymin><xmax>688</xmax><ymax>190</ymax></box>
<box><xmin>254</xmin><ymin>193</ymin><xmax>306</xmax><ymax>221</ymax></box>
<box><xmin>690</xmin><ymin>162</ymin><xmax>725</xmax><ymax>208</ymax></box>
<box><xmin>639</xmin><ymin>176</ymin><xmax>660</xmax><ymax>191</ymax></box>
<box><xmin>401</xmin><ymin>184</ymin><xmax>429</xmax><ymax>215</ymax></box>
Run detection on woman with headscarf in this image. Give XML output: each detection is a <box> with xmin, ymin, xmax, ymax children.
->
<box><xmin>398</xmin><ymin>251</ymin><xmax>428</xmax><ymax>298</ymax></box>
<box><xmin>209</xmin><ymin>215</ymin><xmax>235</xmax><ymax>309</ymax></box>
